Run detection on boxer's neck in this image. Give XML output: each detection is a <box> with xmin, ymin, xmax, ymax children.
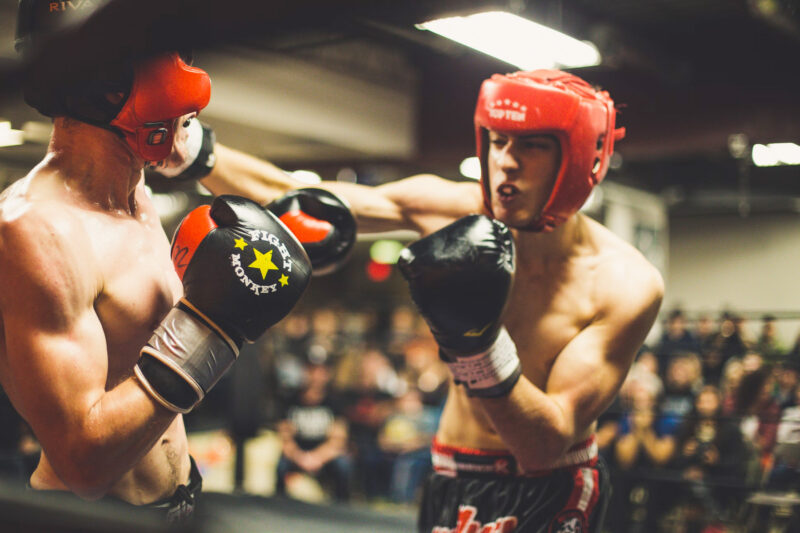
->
<box><xmin>513</xmin><ymin>214</ymin><xmax>588</xmax><ymax>269</ymax></box>
<box><xmin>47</xmin><ymin>117</ymin><xmax>144</xmax><ymax>213</ymax></box>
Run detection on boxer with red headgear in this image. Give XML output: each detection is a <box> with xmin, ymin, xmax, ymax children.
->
<box><xmin>178</xmin><ymin>68</ymin><xmax>662</xmax><ymax>532</ymax></box>
<box><xmin>0</xmin><ymin>0</ymin><xmax>311</xmax><ymax>522</ymax></box>
<box><xmin>14</xmin><ymin>0</ymin><xmax>211</xmax><ymax>165</ymax></box>
<box><xmin>474</xmin><ymin>70</ymin><xmax>626</xmax><ymax>232</ymax></box>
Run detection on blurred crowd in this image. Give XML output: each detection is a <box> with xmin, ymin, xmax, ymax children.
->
<box><xmin>3</xmin><ymin>305</ymin><xmax>800</xmax><ymax>530</ymax></box>
<box><xmin>600</xmin><ymin>310</ymin><xmax>800</xmax><ymax>532</ymax></box>
<box><xmin>261</xmin><ymin>305</ymin><xmax>447</xmax><ymax>505</ymax></box>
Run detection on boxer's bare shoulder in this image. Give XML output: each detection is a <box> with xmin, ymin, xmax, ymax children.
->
<box><xmin>581</xmin><ymin>215</ymin><xmax>664</xmax><ymax>320</ymax></box>
<box><xmin>0</xmin><ymin>174</ymin><xmax>101</xmax><ymax>317</ymax></box>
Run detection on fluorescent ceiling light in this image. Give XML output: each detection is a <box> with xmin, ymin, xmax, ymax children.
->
<box><xmin>459</xmin><ymin>156</ymin><xmax>481</xmax><ymax>180</ymax></box>
<box><xmin>0</xmin><ymin>121</ymin><xmax>24</xmax><ymax>148</ymax></box>
<box><xmin>417</xmin><ymin>11</ymin><xmax>601</xmax><ymax>70</ymax></box>
<box><xmin>752</xmin><ymin>143</ymin><xmax>800</xmax><ymax>167</ymax></box>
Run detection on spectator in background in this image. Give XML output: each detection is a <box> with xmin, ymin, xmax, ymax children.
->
<box><xmin>276</xmin><ymin>361</ymin><xmax>352</xmax><ymax>501</ymax></box>
<box><xmin>672</xmin><ymin>386</ymin><xmax>748</xmax><ymax>524</ymax></box>
<box><xmin>308</xmin><ymin>307</ymin><xmax>343</xmax><ymax>366</ymax></box>
<box><xmin>770</xmin><ymin>384</ymin><xmax>800</xmax><ymax>490</ymax></box>
<box><xmin>775</xmin><ymin>362</ymin><xmax>800</xmax><ymax>410</ymax></box>
<box><xmin>656</xmin><ymin>309</ymin><xmax>701</xmax><ymax>374</ymax></box>
<box><xmin>737</xmin><ymin>365</ymin><xmax>781</xmax><ymax>474</ymax></box>
<box><xmin>399</xmin><ymin>337</ymin><xmax>449</xmax><ymax>409</ymax></box>
<box><xmin>627</xmin><ymin>347</ymin><xmax>664</xmax><ymax>399</ymax></box>
<box><xmin>610</xmin><ymin>384</ymin><xmax>675</xmax><ymax>533</ymax></box>
<box><xmin>335</xmin><ymin>345</ymin><xmax>400</xmax><ymax>499</ymax></box>
<box><xmin>660</xmin><ymin>353</ymin><xmax>702</xmax><ymax>435</ymax></box>
<box><xmin>615</xmin><ymin>386</ymin><xmax>675</xmax><ymax>471</ymax></box>
<box><xmin>340</xmin><ymin>310</ymin><xmax>376</xmax><ymax>347</ymax></box>
<box><xmin>377</xmin><ymin>385</ymin><xmax>439</xmax><ymax>504</ymax></box>
<box><xmin>701</xmin><ymin>346</ymin><xmax>726</xmax><ymax>388</ymax></box>
<box><xmin>787</xmin><ymin>329</ymin><xmax>800</xmax><ymax>368</ymax></box>
<box><xmin>755</xmin><ymin>314</ymin><xmax>785</xmax><ymax>365</ymax></box>
<box><xmin>383</xmin><ymin>305</ymin><xmax>420</xmax><ymax>367</ymax></box>
<box><xmin>713</xmin><ymin>312</ymin><xmax>749</xmax><ymax>365</ymax></box>
<box><xmin>720</xmin><ymin>358</ymin><xmax>746</xmax><ymax>416</ymax></box>
<box><xmin>695</xmin><ymin>314</ymin><xmax>717</xmax><ymax>354</ymax></box>
<box><xmin>271</xmin><ymin>312</ymin><xmax>314</xmax><ymax>397</ymax></box>
<box><xmin>597</xmin><ymin>347</ymin><xmax>663</xmax><ymax>456</ymax></box>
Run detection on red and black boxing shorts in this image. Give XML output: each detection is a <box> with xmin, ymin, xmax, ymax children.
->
<box><xmin>418</xmin><ymin>437</ymin><xmax>609</xmax><ymax>533</ymax></box>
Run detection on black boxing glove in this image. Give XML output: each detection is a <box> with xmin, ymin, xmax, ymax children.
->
<box><xmin>135</xmin><ymin>195</ymin><xmax>311</xmax><ymax>413</ymax></box>
<box><xmin>266</xmin><ymin>188</ymin><xmax>357</xmax><ymax>276</ymax></box>
<box><xmin>398</xmin><ymin>215</ymin><xmax>521</xmax><ymax>397</ymax></box>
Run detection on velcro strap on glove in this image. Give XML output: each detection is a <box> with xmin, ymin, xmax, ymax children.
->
<box><xmin>445</xmin><ymin>327</ymin><xmax>521</xmax><ymax>397</ymax></box>
<box><xmin>135</xmin><ymin>301</ymin><xmax>238</xmax><ymax>413</ymax></box>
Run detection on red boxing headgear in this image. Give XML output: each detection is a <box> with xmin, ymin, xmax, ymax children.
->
<box><xmin>474</xmin><ymin>70</ymin><xmax>625</xmax><ymax>232</ymax></box>
<box><xmin>110</xmin><ymin>52</ymin><xmax>211</xmax><ymax>162</ymax></box>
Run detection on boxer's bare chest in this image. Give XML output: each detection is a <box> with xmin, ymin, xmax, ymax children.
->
<box><xmin>437</xmin><ymin>249</ymin><xmax>602</xmax><ymax>448</ymax></box>
<box><xmin>84</xmin><ymin>196</ymin><xmax>182</xmax><ymax>383</ymax></box>
<box><xmin>503</xmin><ymin>256</ymin><xmax>597</xmax><ymax>389</ymax></box>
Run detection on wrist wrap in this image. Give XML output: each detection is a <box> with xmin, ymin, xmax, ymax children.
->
<box><xmin>135</xmin><ymin>300</ymin><xmax>238</xmax><ymax>413</ymax></box>
<box><xmin>445</xmin><ymin>327</ymin><xmax>521</xmax><ymax>397</ymax></box>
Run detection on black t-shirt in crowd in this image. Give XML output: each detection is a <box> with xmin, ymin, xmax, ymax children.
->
<box><xmin>283</xmin><ymin>392</ymin><xmax>341</xmax><ymax>451</ymax></box>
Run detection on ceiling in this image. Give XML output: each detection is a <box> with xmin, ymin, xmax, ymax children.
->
<box><xmin>0</xmin><ymin>0</ymin><xmax>798</xmax><ymax>215</ymax></box>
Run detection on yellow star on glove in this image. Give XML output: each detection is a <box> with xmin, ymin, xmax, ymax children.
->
<box><xmin>249</xmin><ymin>248</ymin><xmax>279</xmax><ymax>279</ymax></box>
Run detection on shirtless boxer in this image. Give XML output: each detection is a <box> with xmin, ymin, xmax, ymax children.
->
<box><xmin>0</xmin><ymin>0</ymin><xmax>314</xmax><ymax>522</ymax></box>
<box><xmin>178</xmin><ymin>70</ymin><xmax>663</xmax><ymax>532</ymax></box>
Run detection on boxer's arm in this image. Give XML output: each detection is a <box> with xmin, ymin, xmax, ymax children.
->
<box><xmin>199</xmin><ymin>143</ymin><xmax>296</xmax><ymax>202</ymax></box>
<box><xmin>199</xmin><ymin>144</ymin><xmax>482</xmax><ymax>234</ymax></box>
<box><xmin>323</xmin><ymin>175</ymin><xmax>482</xmax><ymax>235</ymax></box>
<box><xmin>0</xmin><ymin>213</ymin><xmax>175</xmax><ymax>499</ymax></box>
<box><xmin>478</xmin><ymin>261</ymin><xmax>664</xmax><ymax>472</ymax></box>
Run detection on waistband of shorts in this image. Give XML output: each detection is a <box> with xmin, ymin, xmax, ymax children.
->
<box><xmin>28</xmin><ymin>455</ymin><xmax>203</xmax><ymax>518</ymax></box>
<box><xmin>144</xmin><ymin>455</ymin><xmax>202</xmax><ymax>509</ymax></box>
<box><xmin>431</xmin><ymin>435</ymin><xmax>598</xmax><ymax>477</ymax></box>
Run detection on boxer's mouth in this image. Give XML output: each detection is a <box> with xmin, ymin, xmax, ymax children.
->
<box><xmin>497</xmin><ymin>184</ymin><xmax>520</xmax><ymax>201</ymax></box>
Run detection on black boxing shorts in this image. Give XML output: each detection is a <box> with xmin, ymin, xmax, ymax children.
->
<box><xmin>418</xmin><ymin>437</ymin><xmax>609</xmax><ymax>533</ymax></box>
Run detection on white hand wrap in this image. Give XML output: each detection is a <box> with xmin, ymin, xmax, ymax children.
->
<box><xmin>446</xmin><ymin>327</ymin><xmax>522</xmax><ymax>397</ymax></box>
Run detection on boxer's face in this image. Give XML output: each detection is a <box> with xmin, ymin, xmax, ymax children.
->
<box><xmin>487</xmin><ymin>131</ymin><xmax>561</xmax><ymax>228</ymax></box>
<box><xmin>147</xmin><ymin>112</ymin><xmax>196</xmax><ymax>169</ymax></box>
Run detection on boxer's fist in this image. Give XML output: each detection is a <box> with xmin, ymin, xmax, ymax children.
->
<box><xmin>135</xmin><ymin>195</ymin><xmax>311</xmax><ymax>412</ymax></box>
<box><xmin>398</xmin><ymin>215</ymin><xmax>514</xmax><ymax>355</ymax></box>
<box><xmin>398</xmin><ymin>215</ymin><xmax>520</xmax><ymax>397</ymax></box>
<box><xmin>266</xmin><ymin>188</ymin><xmax>356</xmax><ymax>276</ymax></box>
<box><xmin>174</xmin><ymin>195</ymin><xmax>311</xmax><ymax>343</ymax></box>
